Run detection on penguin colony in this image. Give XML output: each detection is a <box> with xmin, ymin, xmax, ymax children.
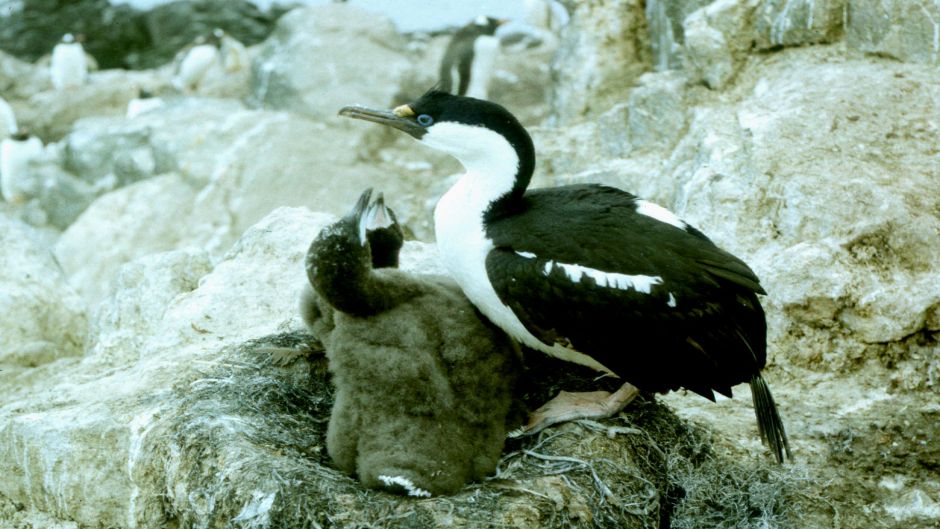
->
<box><xmin>302</xmin><ymin>189</ymin><xmax>520</xmax><ymax>496</ymax></box>
<box><xmin>340</xmin><ymin>90</ymin><xmax>791</xmax><ymax>463</ymax></box>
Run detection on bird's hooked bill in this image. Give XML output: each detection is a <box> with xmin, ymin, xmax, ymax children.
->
<box><xmin>338</xmin><ymin>105</ymin><xmax>426</xmax><ymax>139</ymax></box>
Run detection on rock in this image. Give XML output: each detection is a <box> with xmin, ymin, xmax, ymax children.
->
<box><xmin>624</xmin><ymin>71</ymin><xmax>688</xmax><ymax>152</ymax></box>
<box><xmin>19</xmin><ymin>69</ymin><xmax>162</xmax><ymax>141</ymax></box>
<box><xmin>63</xmin><ymin>116</ymin><xmax>177</xmax><ymax>188</ymax></box>
<box><xmin>683</xmin><ymin>13</ymin><xmax>734</xmax><ymax>88</ymax></box>
<box><xmin>681</xmin><ymin>0</ymin><xmax>760</xmax><ymax>89</ymax></box>
<box><xmin>645</xmin><ymin>0</ymin><xmax>712</xmax><ymax>70</ymax></box>
<box><xmin>136</xmin><ymin>0</ymin><xmax>284</xmax><ymax>70</ymax></box>
<box><xmin>55</xmin><ymin>173</ymin><xmax>198</xmax><ymax>306</ymax></box>
<box><xmin>0</xmin><ymin>208</ymin><xmax>330</xmax><ymax>529</ymax></box>
<box><xmin>0</xmin><ymin>0</ymin><xmax>283</xmax><ymax>71</ymax></box>
<box><xmin>549</xmin><ymin>0</ymin><xmax>651</xmax><ymax>124</ymax></box>
<box><xmin>0</xmin><ymin>50</ymin><xmax>47</xmax><ymax>100</ymax></box>
<box><xmin>86</xmin><ymin>249</ymin><xmax>213</xmax><ymax>367</ymax></box>
<box><xmin>251</xmin><ymin>4</ymin><xmax>411</xmax><ymax>119</ymax></box>
<box><xmin>0</xmin><ymin>214</ymin><xmax>86</xmax><ymax>366</ymax></box>
<box><xmin>755</xmin><ymin>0</ymin><xmax>846</xmax><ymax>49</ymax></box>
<box><xmin>846</xmin><ymin>0</ymin><xmax>940</xmax><ymax>65</ymax></box>
<box><xmin>26</xmin><ymin>160</ymin><xmax>99</xmax><ymax>230</ymax></box>
<box><xmin>0</xmin><ymin>207</ymin><xmax>796</xmax><ymax>529</ymax></box>
<box><xmin>671</xmin><ymin>54</ymin><xmax>940</xmax><ymax>376</ymax></box>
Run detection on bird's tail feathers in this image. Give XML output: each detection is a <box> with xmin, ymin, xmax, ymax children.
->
<box><xmin>750</xmin><ymin>374</ymin><xmax>791</xmax><ymax>464</ymax></box>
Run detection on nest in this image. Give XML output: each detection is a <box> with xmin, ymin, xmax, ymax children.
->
<box><xmin>140</xmin><ymin>332</ymin><xmax>804</xmax><ymax>529</ymax></box>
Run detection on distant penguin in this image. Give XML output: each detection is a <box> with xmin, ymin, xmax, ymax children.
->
<box><xmin>439</xmin><ymin>16</ymin><xmax>505</xmax><ymax>100</ymax></box>
<box><xmin>172</xmin><ymin>32</ymin><xmax>221</xmax><ymax>92</ymax></box>
<box><xmin>126</xmin><ymin>88</ymin><xmax>164</xmax><ymax>119</ymax></box>
<box><xmin>0</xmin><ymin>96</ymin><xmax>16</xmax><ymax>141</ymax></box>
<box><xmin>50</xmin><ymin>33</ymin><xmax>88</xmax><ymax>90</ymax></box>
<box><xmin>1</xmin><ymin>131</ymin><xmax>43</xmax><ymax>204</ymax></box>
<box><xmin>216</xmin><ymin>29</ymin><xmax>249</xmax><ymax>74</ymax></box>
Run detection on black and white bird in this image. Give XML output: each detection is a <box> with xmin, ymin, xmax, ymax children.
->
<box><xmin>0</xmin><ymin>96</ymin><xmax>17</xmax><ymax>141</ymax></box>
<box><xmin>1</xmin><ymin>130</ymin><xmax>43</xmax><ymax>204</ymax></box>
<box><xmin>339</xmin><ymin>90</ymin><xmax>791</xmax><ymax>463</ymax></box>
<box><xmin>439</xmin><ymin>16</ymin><xmax>505</xmax><ymax>100</ymax></box>
<box><xmin>50</xmin><ymin>33</ymin><xmax>88</xmax><ymax>90</ymax></box>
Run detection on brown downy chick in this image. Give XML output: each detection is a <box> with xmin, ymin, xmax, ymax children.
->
<box><xmin>304</xmin><ymin>189</ymin><xmax>520</xmax><ymax>497</ymax></box>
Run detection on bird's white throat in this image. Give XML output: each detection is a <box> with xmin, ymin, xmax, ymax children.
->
<box><xmin>429</xmin><ymin>123</ymin><xmax>617</xmax><ymax>375</ymax></box>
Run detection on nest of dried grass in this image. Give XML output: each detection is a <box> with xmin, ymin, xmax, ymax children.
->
<box><xmin>140</xmin><ymin>331</ymin><xmax>805</xmax><ymax>529</ymax></box>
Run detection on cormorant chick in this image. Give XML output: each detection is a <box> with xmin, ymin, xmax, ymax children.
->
<box><xmin>303</xmin><ymin>189</ymin><xmax>519</xmax><ymax>497</ymax></box>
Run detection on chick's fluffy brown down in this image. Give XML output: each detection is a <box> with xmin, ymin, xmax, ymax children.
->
<box><xmin>302</xmin><ymin>271</ymin><xmax>520</xmax><ymax>497</ymax></box>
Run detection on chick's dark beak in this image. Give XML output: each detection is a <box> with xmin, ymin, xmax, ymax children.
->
<box><xmin>338</xmin><ymin>105</ymin><xmax>426</xmax><ymax>139</ymax></box>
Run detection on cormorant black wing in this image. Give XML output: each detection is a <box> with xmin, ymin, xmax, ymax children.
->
<box><xmin>483</xmin><ymin>184</ymin><xmax>767</xmax><ymax>397</ymax></box>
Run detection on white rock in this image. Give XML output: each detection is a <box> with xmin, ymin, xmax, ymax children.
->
<box><xmin>847</xmin><ymin>0</ymin><xmax>940</xmax><ymax>65</ymax></box>
<box><xmin>251</xmin><ymin>4</ymin><xmax>410</xmax><ymax>118</ymax></box>
<box><xmin>55</xmin><ymin>173</ymin><xmax>198</xmax><ymax>306</ymax></box>
<box><xmin>0</xmin><ymin>214</ymin><xmax>86</xmax><ymax>365</ymax></box>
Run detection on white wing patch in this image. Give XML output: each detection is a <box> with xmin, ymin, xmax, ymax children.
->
<box><xmin>542</xmin><ymin>259</ymin><xmax>663</xmax><ymax>294</ymax></box>
<box><xmin>516</xmin><ymin>251</ymin><xmax>537</xmax><ymax>259</ymax></box>
<box><xmin>636</xmin><ymin>200</ymin><xmax>686</xmax><ymax>230</ymax></box>
<box><xmin>667</xmin><ymin>292</ymin><xmax>677</xmax><ymax>307</ymax></box>
<box><xmin>378</xmin><ymin>475</ymin><xmax>432</xmax><ymax>498</ymax></box>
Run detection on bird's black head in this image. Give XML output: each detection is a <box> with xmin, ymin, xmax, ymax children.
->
<box><xmin>459</xmin><ymin>15</ymin><xmax>507</xmax><ymax>38</ymax></box>
<box><xmin>339</xmin><ymin>90</ymin><xmax>535</xmax><ymax>197</ymax></box>
<box><xmin>363</xmin><ymin>192</ymin><xmax>404</xmax><ymax>269</ymax></box>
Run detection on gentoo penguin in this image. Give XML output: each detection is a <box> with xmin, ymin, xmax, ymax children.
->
<box><xmin>50</xmin><ymin>33</ymin><xmax>88</xmax><ymax>90</ymax></box>
<box><xmin>303</xmin><ymin>189</ymin><xmax>519</xmax><ymax>496</ymax></box>
<box><xmin>439</xmin><ymin>16</ymin><xmax>505</xmax><ymax>100</ymax></box>
<box><xmin>172</xmin><ymin>32</ymin><xmax>221</xmax><ymax>92</ymax></box>
<box><xmin>0</xmin><ymin>96</ymin><xmax>17</xmax><ymax>141</ymax></box>
<box><xmin>216</xmin><ymin>29</ymin><xmax>249</xmax><ymax>74</ymax></box>
<box><xmin>126</xmin><ymin>89</ymin><xmax>164</xmax><ymax>119</ymax></box>
<box><xmin>339</xmin><ymin>91</ymin><xmax>792</xmax><ymax>463</ymax></box>
<box><xmin>0</xmin><ymin>130</ymin><xmax>43</xmax><ymax>204</ymax></box>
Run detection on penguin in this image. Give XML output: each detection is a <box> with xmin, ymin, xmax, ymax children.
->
<box><xmin>1</xmin><ymin>130</ymin><xmax>43</xmax><ymax>204</ymax></box>
<box><xmin>216</xmin><ymin>29</ymin><xmax>249</xmax><ymax>74</ymax></box>
<box><xmin>302</xmin><ymin>189</ymin><xmax>519</xmax><ymax>496</ymax></box>
<box><xmin>126</xmin><ymin>88</ymin><xmax>164</xmax><ymax>119</ymax></box>
<box><xmin>172</xmin><ymin>32</ymin><xmax>222</xmax><ymax>92</ymax></box>
<box><xmin>50</xmin><ymin>33</ymin><xmax>88</xmax><ymax>90</ymax></box>
<box><xmin>339</xmin><ymin>90</ymin><xmax>792</xmax><ymax>463</ymax></box>
<box><xmin>439</xmin><ymin>16</ymin><xmax>506</xmax><ymax>100</ymax></box>
<box><xmin>0</xmin><ymin>96</ymin><xmax>17</xmax><ymax>141</ymax></box>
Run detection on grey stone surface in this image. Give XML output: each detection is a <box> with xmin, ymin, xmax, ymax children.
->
<box><xmin>0</xmin><ymin>214</ymin><xmax>86</xmax><ymax>366</ymax></box>
<box><xmin>55</xmin><ymin>173</ymin><xmax>198</xmax><ymax>306</ymax></box>
<box><xmin>250</xmin><ymin>4</ymin><xmax>410</xmax><ymax>118</ymax></box>
<box><xmin>550</xmin><ymin>0</ymin><xmax>651</xmax><ymax>124</ymax></box>
<box><xmin>755</xmin><ymin>0</ymin><xmax>846</xmax><ymax>48</ymax></box>
<box><xmin>847</xmin><ymin>0</ymin><xmax>940</xmax><ymax>64</ymax></box>
<box><xmin>0</xmin><ymin>208</ymin><xmax>331</xmax><ymax>528</ymax></box>
<box><xmin>646</xmin><ymin>0</ymin><xmax>712</xmax><ymax>70</ymax></box>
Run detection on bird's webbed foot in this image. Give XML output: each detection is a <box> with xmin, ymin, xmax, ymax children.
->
<box><xmin>508</xmin><ymin>381</ymin><xmax>640</xmax><ymax>438</ymax></box>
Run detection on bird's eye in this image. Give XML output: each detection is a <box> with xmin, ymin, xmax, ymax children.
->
<box><xmin>417</xmin><ymin>114</ymin><xmax>434</xmax><ymax>127</ymax></box>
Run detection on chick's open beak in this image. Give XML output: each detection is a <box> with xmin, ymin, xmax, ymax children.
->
<box><xmin>338</xmin><ymin>104</ymin><xmax>426</xmax><ymax>139</ymax></box>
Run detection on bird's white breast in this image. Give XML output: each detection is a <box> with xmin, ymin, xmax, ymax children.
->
<box><xmin>0</xmin><ymin>98</ymin><xmax>17</xmax><ymax>138</ymax></box>
<box><xmin>175</xmin><ymin>45</ymin><xmax>219</xmax><ymax>90</ymax></box>
<box><xmin>434</xmin><ymin>175</ymin><xmax>616</xmax><ymax>375</ymax></box>
<box><xmin>1</xmin><ymin>137</ymin><xmax>43</xmax><ymax>203</ymax></box>
<box><xmin>50</xmin><ymin>43</ymin><xmax>87</xmax><ymax>90</ymax></box>
<box><xmin>467</xmin><ymin>36</ymin><xmax>499</xmax><ymax>100</ymax></box>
